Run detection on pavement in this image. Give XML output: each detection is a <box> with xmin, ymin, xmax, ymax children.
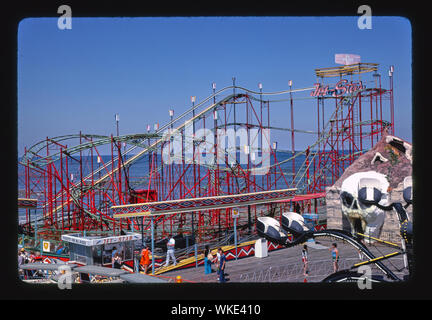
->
<box><xmin>160</xmin><ymin>238</ymin><xmax>409</xmax><ymax>283</ymax></box>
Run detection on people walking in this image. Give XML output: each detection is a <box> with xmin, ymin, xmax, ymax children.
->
<box><xmin>113</xmin><ymin>252</ymin><xmax>122</xmax><ymax>269</ymax></box>
<box><xmin>330</xmin><ymin>243</ymin><xmax>339</xmax><ymax>273</ymax></box>
<box><xmin>215</xmin><ymin>249</ymin><xmax>221</xmax><ymax>280</ymax></box>
<box><xmin>18</xmin><ymin>248</ymin><xmax>26</xmax><ymax>267</ymax></box>
<box><xmin>357</xmin><ymin>248</ymin><xmax>364</xmax><ymax>260</ymax></box>
<box><xmin>218</xmin><ymin>248</ymin><xmax>226</xmax><ymax>283</ymax></box>
<box><xmin>29</xmin><ymin>251</ymin><xmax>36</xmax><ymax>263</ymax></box>
<box><xmin>111</xmin><ymin>246</ymin><xmax>117</xmax><ymax>268</ymax></box>
<box><xmin>140</xmin><ymin>245</ymin><xmax>151</xmax><ymax>274</ymax></box>
<box><xmin>301</xmin><ymin>244</ymin><xmax>308</xmax><ymax>276</ymax></box>
<box><xmin>204</xmin><ymin>245</ymin><xmax>213</xmax><ymax>275</ymax></box>
<box><xmin>165</xmin><ymin>234</ymin><xmax>177</xmax><ymax>267</ymax></box>
<box><xmin>18</xmin><ymin>248</ymin><xmax>27</xmax><ymax>279</ymax></box>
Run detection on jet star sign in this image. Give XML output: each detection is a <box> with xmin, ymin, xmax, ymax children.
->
<box><xmin>310</xmin><ymin>79</ymin><xmax>365</xmax><ymax>98</ymax></box>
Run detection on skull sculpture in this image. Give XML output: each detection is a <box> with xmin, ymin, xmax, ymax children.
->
<box><xmin>340</xmin><ymin>171</ymin><xmax>389</xmax><ymax>240</ymax></box>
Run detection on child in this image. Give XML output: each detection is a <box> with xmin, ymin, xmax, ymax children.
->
<box><xmin>301</xmin><ymin>244</ymin><xmax>308</xmax><ymax>276</ymax></box>
<box><xmin>113</xmin><ymin>252</ymin><xmax>122</xmax><ymax>269</ymax></box>
<box><xmin>329</xmin><ymin>243</ymin><xmax>339</xmax><ymax>273</ymax></box>
<box><xmin>140</xmin><ymin>245</ymin><xmax>151</xmax><ymax>274</ymax></box>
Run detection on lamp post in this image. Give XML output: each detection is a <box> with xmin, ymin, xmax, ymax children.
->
<box><xmin>169</xmin><ymin>109</ymin><xmax>174</xmax><ymax>129</ymax></box>
<box><xmin>233</xmin><ymin>77</ymin><xmax>236</xmax><ymax>130</ymax></box>
<box><xmin>289</xmin><ymin>80</ymin><xmax>295</xmax><ymax>182</ymax></box>
<box><xmin>232</xmin><ymin>208</ymin><xmax>239</xmax><ymax>260</ymax></box>
<box><xmin>115</xmin><ymin>114</ymin><xmax>119</xmax><ymax>137</ymax></box>
<box><xmin>212</xmin><ymin>82</ymin><xmax>216</xmax><ymax>104</ymax></box>
<box><xmin>389</xmin><ymin>66</ymin><xmax>394</xmax><ymax>135</ymax></box>
<box><xmin>151</xmin><ymin>216</ymin><xmax>155</xmax><ymax>275</ymax></box>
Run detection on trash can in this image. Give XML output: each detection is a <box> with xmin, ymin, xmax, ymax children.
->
<box><xmin>254</xmin><ymin>238</ymin><xmax>268</xmax><ymax>258</ymax></box>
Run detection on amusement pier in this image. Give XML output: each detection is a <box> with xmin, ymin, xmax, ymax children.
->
<box><xmin>18</xmin><ymin>60</ymin><xmax>413</xmax><ymax>284</ymax></box>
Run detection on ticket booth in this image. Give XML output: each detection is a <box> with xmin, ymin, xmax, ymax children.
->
<box><xmin>61</xmin><ymin>232</ymin><xmax>142</xmax><ymax>267</ymax></box>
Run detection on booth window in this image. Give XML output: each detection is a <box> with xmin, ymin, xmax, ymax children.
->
<box><xmin>102</xmin><ymin>249</ymin><xmax>112</xmax><ymax>265</ymax></box>
<box><xmin>70</xmin><ymin>243</ymin><xmax>86</xmax><ymax>256</ymax></box>
<box><xmin>124</xmin><ymin>241</ymin><xmax>133</xmax><ymax>261</ymax></box>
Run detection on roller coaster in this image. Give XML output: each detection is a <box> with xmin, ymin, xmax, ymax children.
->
<box><xmin>18</xmin><ymin>62</ymin><xmax>395</xmax><ymax>257</ymax></box>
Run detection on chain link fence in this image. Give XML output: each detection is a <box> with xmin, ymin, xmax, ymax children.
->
<box><xmin>238</xmin><ymin>258</ymin><xmax>359</xmax><ymax>282</ymax></box>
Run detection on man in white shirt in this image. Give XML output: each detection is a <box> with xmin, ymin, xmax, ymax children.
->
<box><xmin>216</xmin><ymin>250</ymin><xmax>221</xmax><ymax>280</ymax></box>
<box><xmin>165</xmin><ymin>234</ymin><xmax>177</xmax><ymax>267</ymax></box>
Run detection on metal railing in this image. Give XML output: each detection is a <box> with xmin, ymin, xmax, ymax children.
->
<box><xmin>154</xmin><ymin>231</ymin><xmax>259</xmax><ymax>269</ymax></box>
<box><xmin>238</xmin><ymin>258</ymin><xmax>359</xmax><ymax>282</ymax></box>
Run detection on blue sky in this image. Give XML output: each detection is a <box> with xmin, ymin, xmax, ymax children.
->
<box><xmin>18</xmin><ymin>16</ymin><xmax>412</xmax><ymax>155</ymax></box>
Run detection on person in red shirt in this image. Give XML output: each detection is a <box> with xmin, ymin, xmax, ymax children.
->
<box><xmin>140</xmin><ymin>245</ymin><xmax>151</xmax><ymax>274</ymax></box>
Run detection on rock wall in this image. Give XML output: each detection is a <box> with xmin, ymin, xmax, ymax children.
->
<box><xmin>381</xmin><ymin>181</ymin><xmax>414</xmax><ymax>243</ymax></box>
<box><xmin>325</xmin><ymin>186</ymin><xmax>341</xmax><ymax>229</ymax></box>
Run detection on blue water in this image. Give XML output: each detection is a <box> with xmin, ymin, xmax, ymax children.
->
<box><xmin>17</xmin><ymin>150</ymin><xmax>352</xmax><ymax>222</ymax></box>
<box><xmin>18</xmin><ymin>151</ymin><xmax>310</xmax><ymax>189</ymax></box>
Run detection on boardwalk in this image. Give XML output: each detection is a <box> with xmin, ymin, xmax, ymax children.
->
<box><xmin>161</xmin><ymin>238</ymin><xmax>408</xmax><ymax>283</ymax></box>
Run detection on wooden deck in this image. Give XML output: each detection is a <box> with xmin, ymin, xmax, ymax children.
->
<box><xmin>160</xmin><ymin>238</ymin><xmax>408</xmax><ymax>283</ymax></box>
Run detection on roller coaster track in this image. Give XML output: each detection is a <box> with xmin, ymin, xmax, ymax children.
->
<box><xmin>23</xmin><ymin>85</ymin><xmax>316</xmax><ymax>218</ymax></box>
<box><xmin>310</xmin><ymin>230</ymin><xmax>400</xmax><ymax>281</ymax></box>
<box><xmin>21</xmin><ymin>85</ymin><xmax>314</xmax><ymax>168</ymax></box>
<box><xmin>21</xmin><ymin>133</ymin><xmax>161</xmax><ymax>169</ymax></box>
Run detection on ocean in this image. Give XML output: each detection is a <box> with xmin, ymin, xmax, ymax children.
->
<box><xmin>17</xmin><ymin>150</ymin><xmax>348</xmax><ymax>223</ymax></box>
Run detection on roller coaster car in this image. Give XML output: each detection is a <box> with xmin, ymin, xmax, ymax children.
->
<box><xmin>256</xmin><ymin>217</ymin><xmax>288</xmax><ymax>245</ymax></box>
<box><xmin>403</xmin><ymin>176</ymin><xmax>412</xmax><ymax>206</ymax></box>
<box><xmin>280</xmin><ymin>211</ymin><xmax>313</xmax><ymax>237</ymax></box>
<box><xmin>256</xmin><ymin>212</ymin><xmax>315</xmax><ymax>245</ymax></box>
<box><xmin>401</xmin><ymin>176</ymin><xmax>413</xmax><ymax>243</ymax></box>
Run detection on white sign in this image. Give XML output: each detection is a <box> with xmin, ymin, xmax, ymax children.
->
<box><xmin>232</xmin><ymin>208</ymin><xmax>240</xmax><ymax>219</ymax></box>
<box><xmin>335</xmin><ymin>54</ymin><xmax>361</xmax><ymax>66</ymax></box>
<box><xmin>61</xmin><ymin>233</ymin><xmax>141</xmax><ymax>247</ymax></box>
<box><xmin>42</xmin><ymin>241</ymin><xmax>51</xmax><ymax>252</ymax></box>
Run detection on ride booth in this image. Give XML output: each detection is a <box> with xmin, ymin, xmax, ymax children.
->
<box><xmin>61</xmin><ymin>232</ymin><xmax>142</xmax><ymax>269</ymax></box>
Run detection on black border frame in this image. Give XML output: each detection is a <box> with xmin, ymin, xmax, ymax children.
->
<box><xmin>3</xmin><ymin>0</ymin><xmax>429</xmax><ymax>306</ymax></box>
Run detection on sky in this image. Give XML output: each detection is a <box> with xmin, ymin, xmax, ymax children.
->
<box><xmin>17</xmin><ymin>16</ymin><xmax>412</xmax><ymax>155</ymax></box>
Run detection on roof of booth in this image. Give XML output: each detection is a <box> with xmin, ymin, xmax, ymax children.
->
<box><xmin>73</xmin><ymin>265</ymin><xmax>128</xmax><ymax>277</ymax></box>
<box><xmin>61</xmin><ymin>232</ymin><xmax>141</xmax><ymax>246</ymax></box>
<box><xmin>120</xmin><ymin>273</ymin><xmax>168</xmax><ymax>283</ymax></box>
<box><xmin>19</xmin><ymin>263</ymin><xmax>78</xmax><ymax>271</ymax></box>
